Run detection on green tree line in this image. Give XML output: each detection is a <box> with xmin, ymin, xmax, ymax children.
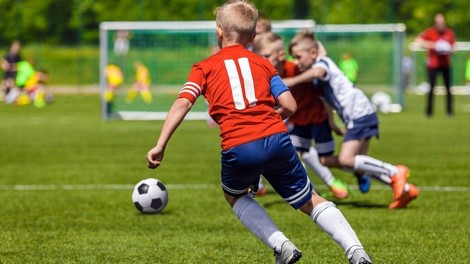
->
<box><xmin>0</xmin><ymin>0</ymin><xmax>468</xmax><ymax>46</ymax></box>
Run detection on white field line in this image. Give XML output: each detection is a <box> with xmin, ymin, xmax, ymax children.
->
<box><xmin>0</xmin><ymin>184</ymin><xmax>217</xmax><ymax>191</ymax></box>
<box><xmin>0</xmin><ymin>184</ymin><xmax>468</xmax><ymax>192</ymax></box>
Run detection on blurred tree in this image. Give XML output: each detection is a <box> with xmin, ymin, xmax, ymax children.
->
<box><xmin>0</xmin><ymin>0</ymin><xmax>468</xmax><ymax>45</ymax></box>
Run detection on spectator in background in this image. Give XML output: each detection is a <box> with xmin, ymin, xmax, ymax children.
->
<box><xmin>2</xmin><ymin>40</ymin><xmax>22</xmax><ymax>98</ymax></box>
<box><xmin>401</xmin><ymin>51</ymin><xmax>413</xmax><ymax>92</ymax></box>
<box><xmin>466</xmin><ymin>53</ymin><xmax>470</xmax><ymax>92</ymax></box>
<box><xmin>415</xmin><ymin>13</ymin><xmax>456</xmax><ymax>117</ymax></box>
<box><xmin>338</xmin><ymin>52</ymin><xmax>359</xmax><ymax>85</ymax></box>
<box><xmin>114</xmin><ymin>30</ymin><xmax>130</xmax><ymax>56</ymax></box>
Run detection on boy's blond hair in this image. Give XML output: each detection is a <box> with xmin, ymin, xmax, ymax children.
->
<box><xmin>214</xmin><ymin>0</ymin><xmax>258</xmax><ymax>44</ymax></box>
<box><xmin>253</xmin><ymin>31</ymin><xmax>282</xmax><ymax>54</ymax></box>
<box><xmin>288</xmin><ymin>29</ymin><xmax>318</xmax><ymax>55</ymax></box>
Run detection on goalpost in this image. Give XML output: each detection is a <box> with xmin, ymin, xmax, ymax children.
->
<box><xmin>99</xmin><ymin>21</ymin><xmax>406</xmax><ymax>120</ymax></box>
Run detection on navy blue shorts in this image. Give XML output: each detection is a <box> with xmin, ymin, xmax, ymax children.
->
<box><xmin>288</xmin><ymin>120</ymin><xmax>335</xmax><ymax>156</ymax></box>
<box><xmin>221</xmin><ymin>132</ymin><xmax>312</xmax><ymax>209</ymax></box>
<box><xmin>344</xmin><ymin>125</ymin><xmax>379</xmax><ymax>142</ymax></box>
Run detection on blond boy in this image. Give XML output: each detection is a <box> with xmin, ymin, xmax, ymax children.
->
<box><xmin>146</xmin><ymin>1</ymin><xmax>371</xmax><ymax>263</ymax></box>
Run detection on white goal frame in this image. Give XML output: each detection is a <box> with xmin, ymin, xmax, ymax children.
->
<box><xmin>99</xmin><ymin>21</ymin><xmax>406</xmax><ymax>120</ymax></box>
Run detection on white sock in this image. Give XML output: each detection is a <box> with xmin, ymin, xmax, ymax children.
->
<box><xmin>370</xmin><ymin>173</ymin><xmax>392</xmax><ymax>185</ymax></box>
<box><xmin>268</xmin><ymin>231</ymin><xmax>289</xmax><ymax>253</ymax></box>
<box><xmin>354</xmin><ymin>155</ymin><xmax>398</xmax><ymax>178</ymax></box>
<box><xmin>311</xmin><ymin>201</ymin><xmax>363</xmax><ymax>259</ymax></box>
<box><xmin>232</xmin><ymin>194</ymin><xmax>286</xmax><ymax>250</ymax></box>
<box><xmin>258</xmin><ymin>177</ymin><xmax>265</xmax><ymax>189</ymax></box>
<box><xmin>302</xmin><ymin>147</ymin><xmax>335</xmax><ymax>186</ymax></box>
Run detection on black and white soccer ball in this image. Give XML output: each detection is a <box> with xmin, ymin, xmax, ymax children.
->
<box><xmin>132</xmin><ymin>178</ymin><xmax>168</xmax><ymax>214</ymax></box>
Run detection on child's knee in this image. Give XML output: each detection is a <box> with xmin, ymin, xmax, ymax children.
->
<box><xmin>338</xmin><ymin>154</ymin><xmax>355</xmax><ymax>168</ymax></box>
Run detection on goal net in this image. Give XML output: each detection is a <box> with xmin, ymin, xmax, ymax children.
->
<box><xmin>99</xmin><ymin>21</ymin><xmax>405</xmax><ymax>120</ymax></box>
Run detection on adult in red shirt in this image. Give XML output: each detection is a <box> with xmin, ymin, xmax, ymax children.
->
<box><xmin>416</xmin><ymin>13</ymin><xmax>456</xmax><ymax>117</ymax></box>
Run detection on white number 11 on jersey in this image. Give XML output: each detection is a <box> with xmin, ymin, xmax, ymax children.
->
<box><xmin>224</xmin><ymin>58</ymin><xmax>258</xmax><ymax>110</ymax></box>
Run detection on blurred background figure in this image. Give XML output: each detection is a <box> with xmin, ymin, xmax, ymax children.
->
<box><xmin>114</xmin><ymin>30</ymin><xmax>130</xmax><ymax>57</ymax></box>
<box><xmin>415</xmin><ymin>13</ymin><xmax>456</xmax><ymax>117</ymax></box>
<box><xmin>338</xmin><ymin>52</ymin><xmax>359</xmax><ymax>85</ymax></box>
<box><xmin>2</xmin><ymin>40</ymin><xmax>22</xmax><ymax>100</ymax></box>
<box><xmin>466</xmin><ymin>53</ymin><xmax>470</xmax><ymax>96</ymax></box>
<box><xmin>105</xmin><ymin>63</ymin><xmax>124</xmax><ymax>115</ymax></box>
<box><xmin>401</xmin><ymin>51</ymin><xmax>413</xmax><ymax>92</ymax></box>
<box><xmin>126</xmin><ymin>61</ymin><xmax>152</xmax><ymax>104</ymax></box>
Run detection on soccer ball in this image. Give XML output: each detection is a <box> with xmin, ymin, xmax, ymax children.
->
<box><xmin>435</xmin><ymin>39</ymin><xmax>452</xmax><ymax>55</ymax></box>
<box><xmin>132</xmin><ymin>178</ymin><xmax>168</xmax><ymax>214</ymax></box>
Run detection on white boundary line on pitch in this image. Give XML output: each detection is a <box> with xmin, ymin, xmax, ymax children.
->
<box><xmin>0</xmin><ymin>184</ymin><xmax>217</xmax><ymax>191</ymax></box>
<box><xmin>0</xmin><ymin>184</ymin><xmax>468</xmax><ymax>192</ymax></box>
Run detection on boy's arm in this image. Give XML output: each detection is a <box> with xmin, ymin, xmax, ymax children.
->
<box><xmin>275</xmin><ymin>90</ymin><xmax>297</xmax><ymax>119</ymax></box>
<box><xmin>323</xmin><ymin>100</ymin><xmax>345</xmax><ymax>136</ymax></box>
<box><xmin>147</xmin><ymin>98</ymin><xmax>193</xmax><ymax>169</ymax></box>
<box><xmin>283</xmin><ymin>67</ymin><xmax>327</xmax><ymax>88</ymax></box>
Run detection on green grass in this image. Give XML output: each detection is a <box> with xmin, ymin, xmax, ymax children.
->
<box><xmin>1</xmin><ymin>93</ymin><xmax>470</xmax><ymax>263</ymax></box>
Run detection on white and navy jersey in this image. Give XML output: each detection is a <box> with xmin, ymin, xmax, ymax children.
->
<box><xmin>312</xmin><ymin>56</ymin><xmax>377</xmax><ymax>129</ymax></box>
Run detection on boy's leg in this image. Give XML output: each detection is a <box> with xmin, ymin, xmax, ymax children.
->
<box><xmin>341</xmin><ymin>139</ymin><xmax>418</xmax><ymax>206</ymax></box>
<box><xmin>293</xmin><ymin>124</ymin><xmax>348</xmax><ymax>199</ymax></box>
<box><xmin>303</xmin><ymin>147</ymin><xmax>348</xmax><ymax>199</ymax></box>
<box><xmin>221</xmin><ymin>135</ymin><xmax>302</xmax><ymax>263</ymax></box>
<box><xmin>140</xmin><ymin>88</ymin><xmax>153</xmax><ymax>104</ymax></box>
<box><xmin>299</xmin><ymin>192</ymin><xmax>371</xmax><ymax>263</ymax></box>
<box><xmin>227</xmin><ymin>193</ymin><xmax>290</xmax><ymax>252</ymax></box>
<box><xmin>126</xmin><ymin>87</ymin><xmax>137</xmax><ymax>103</ymax></box>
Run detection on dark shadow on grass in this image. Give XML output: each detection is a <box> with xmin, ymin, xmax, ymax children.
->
<box><xmin>333</xmin><ymin>200</ymin><xmax>388</xmax><ymax>209</ymax></box>
<box><xmin>134</xmin><ymin>209</ymin><xmax>172</xmax><ymax>216</ymax></box>
<box><xmin>258</xmin><ymin>190</ymin><xmax>388</xmax><ymax>209</ymax></box>
<box><xmin>262</xmin><ymin>199</ymin><xmax>388</xmax><ymax>209</ymax></box>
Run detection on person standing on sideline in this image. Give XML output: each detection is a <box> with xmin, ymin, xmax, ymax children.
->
<box><xmin>401</xmin><ymin>51</ymin><xmax>413</xmax><ymax>92</ymax></box>
<box><xmin>465</xmin><ymin>53</ymin><xmax>470</xmax><ymax>95</ymax></box>
<box><xmin>415</xmin><ymin>13</ymin><xmax>456</xmax><ymax>117</ymax></box>
<box><xmin>146</xmin><ymin>1</ymin><xmax>371</xmax><ymax>263</ymax></box>
<box><xmin>1</xmin><ymin>40</ymin><xmax>22</xmax><ymax>98</ymax></box>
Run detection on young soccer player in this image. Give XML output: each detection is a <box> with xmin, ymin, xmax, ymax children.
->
<box><xmin>283</xmin><ymin>30</ymin><xmax>419</xmax><ymax>209</ymax></box>
<box><xmin>105</xmin><ymin>63</ymin><xmax>124</xmax><ymax>115</ymax></box>
<box><xmin>126</xmin><ymin>61</ymin><xmax>152</xmax><ymax>104</ymax></box>
<box><xmin>253</xmin><ymin>32</ymin><xmax>350</xmax><ymax>199</ymax></box>
<box><xmin>146</xmin><ymin>1</ymin><xmax>371</xmax><ymax>263</ymax></box>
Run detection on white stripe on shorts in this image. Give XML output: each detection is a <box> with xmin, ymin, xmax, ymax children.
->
<box><xmin>290</xmin><ymin>135</ymin><xmax>311</xmax><ymax>150</ymax></box>
<box><xmin>284</xmin><ymin>177</ymin><xmax>311</xmax><ymax>205</ymax></box>
<box><xmin>316</xmin><ymin>140</ymin><xmax>335</xmax><ymax>155</ymax></box>
<box><xmin>221</xmin><ymin>181</ymin><xmax>248</xmax><ymax>195</ymax></box>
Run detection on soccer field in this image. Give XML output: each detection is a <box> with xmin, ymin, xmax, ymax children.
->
<box><xmin>1</xmin><ymin>93</ymin><xmax>469</xmax><ymax>263</ymax></box>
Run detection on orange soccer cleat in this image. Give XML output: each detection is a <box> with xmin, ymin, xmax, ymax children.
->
<box><xmin>391</xmin><ymin>165</ymin><xmax>409</xmax><ymax>200</ymax></box>
<box><xmin>389</xmin><ymin>183</ymin><xmax>420</xmax><ymax>209</ymax></box>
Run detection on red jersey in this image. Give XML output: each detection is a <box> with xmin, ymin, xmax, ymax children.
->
<box><xmin>419</xmin><ymin>27</ymin><xmax>456</xmax><ymax>69</ymax></box>
<box><xmin>282</xmin><ymin>61</ymin><xmax>328</xmax><ymax>125</ymax></box>
<box><xmin>178</xmin><ymin>45</ymin><xmax>288</xmax><ymax>150</ymax></box>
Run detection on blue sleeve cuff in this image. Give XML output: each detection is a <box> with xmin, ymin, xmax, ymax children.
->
<box><xmin>270</xmin><ymin>75</ymin><xmax>289</xmax><ymax>99</ymax></box>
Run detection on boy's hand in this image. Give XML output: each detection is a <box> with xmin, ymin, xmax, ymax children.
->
<box><xmin>332</xmin><ymin>125</ymin><xmax>346</xmax><ymax>136</ymax></box>
<box><xmin>147</xmin><ymin>145</ymin><xmax>165</xmax><ymax>169</ymax></box>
